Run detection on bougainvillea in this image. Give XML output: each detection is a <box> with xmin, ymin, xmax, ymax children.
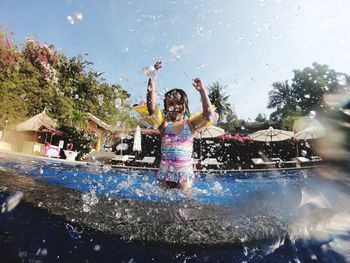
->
<box><xmin>22</xmin><ymin>38</ymin><xmax>63</xmax><ymax>84</ymax></box>
<box><xmin>0</xmin><ymin>31</ymin><xmax>21</xmax><ymax>70</ymax></box>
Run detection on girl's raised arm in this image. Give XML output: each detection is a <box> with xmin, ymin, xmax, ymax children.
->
<box><xmin>192</xmin><ymin>78</ymin><xmax>212</xmax><ymax>121</ymax></box>
<box><xmin>146</xmin><ymin>61</ymin><xmax>162</xmax><ymax>115</ymax></box>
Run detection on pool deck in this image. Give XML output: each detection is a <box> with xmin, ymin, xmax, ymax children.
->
<box><xmin>0</xmin><ymin>149</ymin><xmax>321</xmax><ymax>173</ymax></box>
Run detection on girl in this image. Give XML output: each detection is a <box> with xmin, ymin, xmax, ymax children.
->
<box><xmin>146</xmin><ymin>61</ymin><xmax>215</xmax><ymax>189</ymax></box>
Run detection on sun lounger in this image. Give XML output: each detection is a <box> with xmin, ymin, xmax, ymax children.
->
<box><xmin>294</xmin><ymin>156</ymin><xmax>323</xmax><ymax>167</ymax></box>
<box><xmin>135</xmin><ymin>156</ymin><xmax>156</xmax><ymax>166</ymax></box>
<box><xmin>251</xmin><ymin>158</ymin><xmax>277</xmax><ymax>168</ymax></box>
<box><xmin>201</xmin><ymin>158</ymin><xmax>224</xmax><ymax>169</ymax></box>
<box><xmin>112</xmin><ymin>155</ymin><xmax>129</xmax><ymax>162</ymax></box>
<box><xmin>280</xmin><ymin>160</ymin><xmax>298</xmax><ymax>168</ymax></box>
<box><xmin>310</xmin><ymin>155</ymin><xmax>322</xmax><ymax>161</ymax></box>
<box><xmin>111</xmin><ymin>155</ymin><xmax>129</xmax><ymax>165</ymax></box>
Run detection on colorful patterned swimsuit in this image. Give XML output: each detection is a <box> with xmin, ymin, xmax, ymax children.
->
<box><xmin>158</xmin><ymin>121</ymin><xmax>194</xmax><ymax>183</ymax></box>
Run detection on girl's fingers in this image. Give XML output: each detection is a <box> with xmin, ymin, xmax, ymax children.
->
<box><xmin>154</xmin><ymin>61</ymin><xmax>162</xmax><ymax>69</ymax></box>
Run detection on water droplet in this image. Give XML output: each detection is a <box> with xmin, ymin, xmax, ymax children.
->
<box><xmin>93</xmin><ymin>244</ymin><xmax>101</xmax><ymax>251</ymax></box>
<box><xmin>2</xmin><ymin>191</ymin><xmax>23</xmax><ymax>212</ymax></box>
<box><xmin>141</xmin><ymin>66</ymin><xmax>157</xmax><ymax>79</ymax></box>
<box><xmin>309</xmin><ymin>111</ymin><xmax>316</xmax><ymax>119</ymax></box>
<box><xmin>98</xmin><ymin>94</ymin><xmax>104</xmax><ymax>107</ymax></box>
<box><xmin>67</xmin><ymin>12</ymin><xmax>83</xmax><ymax>25</ymax></box>
<box><xmin>83</xmin><ymin>204</ymin><xmax>91</xmax><ymax>212</ymax></box>
<box><xmin>197</xmin><ymin>63</ymin><xmax>208</xmax><ymax>69</ymax></box>
<box><xmin>336</xmin><ymin>74</ymin><xmax>347</xmax><ymax>86</ymax></box>
<box><xmin>170</xmin><ymin>43</ymin><xmax>185</xmax><ymax>56</ymax></box>
<box><xmin>118</xmin><ymin>75</ymin><xmax>128</xmax><ymax>82</ymax></box>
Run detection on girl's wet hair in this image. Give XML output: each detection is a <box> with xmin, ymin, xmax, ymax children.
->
<box><xmin>163</xmin><ymin>89</ymin><xmax>190</xmax><ymax>118</ymax></box>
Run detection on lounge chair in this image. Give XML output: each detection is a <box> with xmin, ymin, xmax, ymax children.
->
<box><xmin>280</xmin><ymin>160</ymin><xmax>298</xmax><ymax>168</ymax></box>
<box><xmin>111</xmin><ymin>155</ymin><xmax>129</xmax><ymax>165</ymax></box>
<box><xmin>201</xmin><ymin>158</ymin><xmax>224</xmax><ymax>169</ymax></box>
<box><xmin>310</xmin><ymin>155</ymin><xmax>323</xmax><ymax>161</ymax></box>
<box><xmin>135</xmin><ymin>156</ymin><xmax>156</xmax><ymax>166</ymax></box>
<box><xmin>251</xmin><ymin>158</ymin><xmax>277</xmax><ymax>169</ymax></box>
<box><xmin>294</xmin><ymin>156</ymin><xmax>323</xmax><ymax>167</ymax></box>
<box><xmin>112</xmin><ymin>155</ymin><xmax>129</xmax><ymax>162</ymax></box>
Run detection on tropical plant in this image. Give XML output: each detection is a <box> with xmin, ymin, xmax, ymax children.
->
<box><xmin>59</xmin><ymin>125</ymin><xmax>96</xmax><ymax>160</ymax></box>
<box><xmin>292</xmin><ymin>62</ymin><xmax>349</xmax><ymax>114</ymax></box>
<box><xmin>0</xmin><ymin>28</ymin><xmax>140</xmax><ymax>140</ymax></box>
<box><xmin>267</xmin><ymin>80</ymin><xmax>296</xmax><ymax>120</ymax></box>
<box><xmin>268</xmin><ymin>63</ymin><xmax>350</xmax><ymax>121</ymax></box>
<box><xmin>207</xmin><ymin>81</ymin><xmax>233</xmax><ymax>122</ymax></box>
<box><xmin>255</xmin><ymin>113</ymin><xmax>267</xmax><ymax>122</ymax></box>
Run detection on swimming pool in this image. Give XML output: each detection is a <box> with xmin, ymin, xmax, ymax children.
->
<box><xmin>0</xmin><ymin>152</ymin><xmax>312</xmax><ymax>206</ymax></box>
<box><xmin>1</xmin><ymin>152</ymin><xmax>349</xmax><ymax>262</ymax></box>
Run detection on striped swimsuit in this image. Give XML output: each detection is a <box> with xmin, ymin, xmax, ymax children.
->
<box><xmin>158</xmin><ymin>121</ymin><xmax>194</xmax><ymax>183</ymax></box>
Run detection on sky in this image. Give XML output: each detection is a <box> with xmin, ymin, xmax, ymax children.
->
<box><xmin>1</xmin><ymin>0</ymin><xmax>350</xmax><ymax>120</ymax></box>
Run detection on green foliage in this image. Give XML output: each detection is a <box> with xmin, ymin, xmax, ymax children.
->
<box><xmin>255</xmin><ymin>113</ymin><xmax>267</xmax><ymax>122</ymax></box>
<box><xmin>217</xmin><ymin>109</ymin><xmax>238</xmax><ymax>134</ymax></box>
<box><xmin>268</xmin><ymin>62</ymin><xmax>349</xmax><ymax>121</ymax></box>
<box><xmin>0</xmin><ymin>28</ymin><xmax>135</xmax><ymax>139</ymax></box>
<box><xmin>281</xmin><ymin>112</ymin><xmax>302</xmax><ymax>131</ymax></box>
<box><xmin>207</xmin><ymin>81</ymin><xmax>233</xmax><ymax>122</ymax></box>
<box><xmin>59</xmin><ymin>125</ymin><xmax>96</xmax><ymax>159</ymax></box>
<box><xmin>267</xmin><ymin>80</ymin><xmax>296</xmax><ymax>120</ymax></box>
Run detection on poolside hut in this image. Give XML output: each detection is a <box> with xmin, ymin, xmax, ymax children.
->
<box><xmin>86</xmin><ymin>113</ymin><xmax>115</xmax><ymax>151</ymax></box>
<box><xmin>14</xmin><ymin>109</ymin><xmax>64</xmax><ymax>155</ymax></box>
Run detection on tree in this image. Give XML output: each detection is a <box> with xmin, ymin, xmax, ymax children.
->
<box><xmin>207</xmin><ymin>81</ymin><xmax>233</xmax><ymax>122</ymax></box>
<box><xmin>59</xmin><ymin>125</ymin><xmax>96</xmax><ymax>160</ymax></box>
<box><xmin>217</xmin><ymin>108</ymin><xmax>237</xmax><ymax>134</ymax></box>
<box><xmin>0</xmin><ymin>29</ymin><xmax>137</xmax><ymax>139</ymax></box>
<box><xmin>292</xmin><ymin>62</ymin><xmax>349</xmax><ymax>114</ymax></box>
<box><xmin>267</xmin><ymin>80</ymin><xmax>296</xmax><ymax>121</ymax></box>
<box><xmin>267</xmin><ymin>63</ymin><xmax>350</xmax><ymax>121</ymax></box>
<box><xmin>255</xmin><ymin>113</ymin><xmax>267</xmax><ymax>122</ymax></box>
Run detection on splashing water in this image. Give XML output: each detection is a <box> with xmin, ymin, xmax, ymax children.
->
<box><xmin>67</xmin><ymin>12</ymin><xmax>83</xmax><ymax>25</ymax></box>
<box><xmin>141</xmin><ymin>65</ymin><xmax>157</xmax><ymax>80</ymax></box>
<box><xmin>1</xmin><ymin>191</ymin><xmax>23</xmax><ymax>212</ymax></box>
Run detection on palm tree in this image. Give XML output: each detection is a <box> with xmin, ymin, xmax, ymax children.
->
<box><xmin>207</xmin><ymin>81</ymin><xmax>233</xmax><ymax>122</ymax></box>
<box><xmin>267</xmin><ymin>80</ymin><xmax>297</xmax><ymax>120</ymax></box>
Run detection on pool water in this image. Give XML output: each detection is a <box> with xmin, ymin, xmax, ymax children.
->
<box><xmin>0</xmin><ymin>153</ymin><xmax>311</xmax><ymax>206</ymax></box>
<box><xmin>1</xmin><ymin>152</ymin><xmax>350</xmax><ymax>263</ymax></box>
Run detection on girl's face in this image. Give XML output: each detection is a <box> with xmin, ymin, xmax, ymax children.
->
<box><xmin>165</xmin><ymin>93</ymin><xmax>185</xmax><ymax>120</ymax></box>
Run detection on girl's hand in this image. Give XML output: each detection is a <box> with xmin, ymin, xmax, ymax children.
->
<box><xmin>192</xmin><ymin>78</ymin><xmax>204</xmax><ymax>92</ymax></box>
<box><xmin>154</xmin><ymin>61</ymin><xmax>162</xmax><ymax>70</ymax></box>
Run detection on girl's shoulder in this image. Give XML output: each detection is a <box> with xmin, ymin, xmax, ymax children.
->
<box><xmin>159</xmin><ymin>120</ymin><xmax>169</xmax><ymax>136</ymax></box>
<box><xmin>186</xmin><ymin>120</ymin><xmax>196</xmax><ymax>134</ymax></box>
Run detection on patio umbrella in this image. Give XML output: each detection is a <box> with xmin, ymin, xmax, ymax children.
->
<box><xmin>195</xmin><ymin>126</ymin><xmax>225</xmax><ymax>166</ymax></box>
<box><xmin>249</xmin><ymin>126</ymin><xmax>294</xmax><ymax>157</ymax></box>
<box><xmin>116</xmin><ymin>143</ymin><xmax>128</xmax><ymax>155</ymax></box>
<box><xmin>294</xmin><ymin>126</ymin><xmax>325</xmax><ymax>140</ymax></box>
<box><xmin>248</xmin><ymin>126</ymin><xmax>294</xmax><ymax>142</ymax></box>
<box><xmin>132</xmin><ymin>125</ymin><xmax>142</xmax><ymax>152</ymax></box>
<box><xmin>195</xmin><ymin>126</ymin><xmax>225</xmax><ymax>139</ymax></box>
<box><xmin>293</xmin><ymin>126</ymin><xmax>325</xmax><ymax>157</ymax></box>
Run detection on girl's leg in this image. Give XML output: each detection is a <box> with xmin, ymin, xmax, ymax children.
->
<box><xmin>157</xmin><ymin>179</ymin><xmax>169</xmax><ymax>188</ymax></box>
<box><xmin>178</xmin><ymin>180</ymin><xmax>193</xmax><ymax>189</ymax></box>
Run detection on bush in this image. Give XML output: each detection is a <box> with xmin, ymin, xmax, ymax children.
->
<box><xmin>59</xmin><ymin>125</ymin><xmax>96</xmax><ymax>159</ymax></box>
